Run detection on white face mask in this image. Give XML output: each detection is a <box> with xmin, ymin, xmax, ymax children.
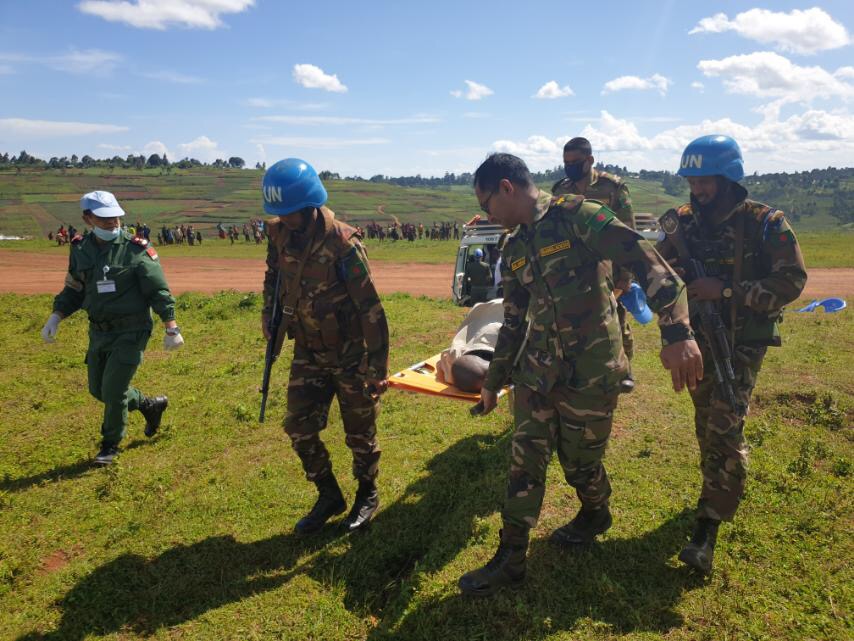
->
<box><xmin>92</xmin><ymin>226</ymin><xmax>121</xmax><ymax>241</ymax></box>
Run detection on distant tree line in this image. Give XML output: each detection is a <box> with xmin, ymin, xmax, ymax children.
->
<box><xmin>0</xmin><ymin>150</ymin><xmax>248</xmax><ymax>171</ymax></box>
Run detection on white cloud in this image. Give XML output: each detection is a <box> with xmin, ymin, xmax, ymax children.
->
<box><xmin>77</xmin><ymin>0</ymin><xmax>255</xmax><ymax>30</ymax></box>
<box><xmin>463</xmin><ymin>112</ymin><xmax>489</xmax><ymax>119</ymax></box>
<box><xmin>698</xmin><ymin>51</ymin><xmax>854</xmax><ymax>103</ymax></box>
<box><xmin>0</xmin><ymin>118</ymin><xmax>128</xmax><ymax>137</ymax></box>
<box><xmin>534</xmin><ymin>81</ymin><xmax>574</xmax><ymax>99</ymax></box>
<box><xmin>0</xmin><ymin>48</ymin><xmax>122</xmax><ymax>75</ymax></box>
<box><xmin>690</xmin><ymin>8</ymin><xmax>851</xmax><ymax>55</ymax></box>
<box><xmin>0</xmin><ymin>64</ymin><xmax>13</xmax><ymax>75</ymax></box>
<box><xmin>177</xmin><ymin>135</ymin><xmax>222</xmax><ymax>162</ymax></box>
<box><xmin>98</xmin><ymin>143</ymin><xmax>133</xmax><ymax>151</ymax></box>
<box><xmin>450</xmin><ymin>80</ymin><xmax>493</xmax><ymax>101</ymax></box>
<box><xmin>142</xmin><ymin>140</ymin><xmax>172</xmax><ymax>159</ymax></box>
<box><xmin>254</xmin><ymin>114</ymin><xmax>439</xmax><ymax>126</ymax></box>
<box><xmin>292</xmin><ymin>64</ymin><xmax>347</xmax><ymax>93</ymax></box>
<box><xmin>244</xmin><ymin>97</ymin><xmax>329</xmax><ymax>110</ymax></box>
<box><xmin>691</xmin><ymin>81</ymin><xmax>704</xmax><ymax>92</ymax></box>
<box><xmin>141</xmin><ymin>70</ymin><xmax>203</xmax><ymax>84</ymax></box>
<box><xmin>491</xmin><ymin>108</ymin><xmax>854</xmax><ymax>172</ymax></box>
<box><xmin>250</xmin><ymin>136</ymin><xmax>389</xmax><ymax>149</ymax></box>
<box><xmin>602</xmin><ymin>73</ymin><xmax>671</xmax><ymax>96</ymax></box>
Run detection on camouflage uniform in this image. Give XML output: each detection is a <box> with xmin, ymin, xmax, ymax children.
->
<box><xmin>553</xmin><ymin>168</ymin><xmax>636</xmax><ymax>358</ymax></box>
<box><xmin>483</xmin><ymin>192</ymin><xmax>693</xmax><ymax>528</ymax></box>
<box><xmin>263</xmin><ymin>207</ymin><xmax>389</xmax><ymax>483</ymax></box>
<box><xmin>52</xmin><ymin>231</ymin><xmax>175</xmax><ymax>446</ymax></box>
<box><xmin>656</xmin><ymin>184</ymin><xmax>807</xmax><ymax>521</ymax></box>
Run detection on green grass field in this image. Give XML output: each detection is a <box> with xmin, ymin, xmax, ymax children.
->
<box><xmin>0</xmin><ymin>292</ymin><xmax>851</xmax><ymax>641</ymax></box>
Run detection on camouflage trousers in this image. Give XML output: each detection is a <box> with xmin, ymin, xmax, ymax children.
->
<box><xmin>502</xmin><ymin>383</ymin><xmax>620</xmax><ymax>529</ymax></box>
<box><xmin>688</xmin><ymin>341</ymin><xmax>766</xmax><ymax>521</ymax></box>
<box><xmin>284</xmin><ymin>347</ymin><xmax>380</xmax><ymax>483</ymax></box>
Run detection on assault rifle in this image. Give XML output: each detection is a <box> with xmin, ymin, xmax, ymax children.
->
<box><xmin>259</xmin><ymin>270</ymin><xmax>283</xmax><ymax>423</ymax></box>
<box><xmin>659</xmin><ymin>209</ymin><xmax>743</xmax><ymax>414</ymax></box>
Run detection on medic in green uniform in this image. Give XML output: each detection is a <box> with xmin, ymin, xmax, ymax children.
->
<box><xmin>42</xmin><ymin>191</ymin><xmax>184</xmax><ymax>465</ymax></box>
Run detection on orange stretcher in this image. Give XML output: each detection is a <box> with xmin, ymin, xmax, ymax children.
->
<box><xmin>388</xmin><ymin>353</ymin><xmax>509</xmax><ymax>402</ymax></box>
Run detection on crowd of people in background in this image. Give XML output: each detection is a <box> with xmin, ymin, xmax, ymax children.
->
<box><xmin>363</xmin><ymin>220</ymin><xmax>460</xmax><ymax>242</ymax></box>
<box><xmin>47</xmin><ymin>215</ymin><xmax>470</xmax><ymax>248</ymax></box>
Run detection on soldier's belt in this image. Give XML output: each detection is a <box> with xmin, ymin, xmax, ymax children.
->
<box><xmin>89</xmin><ymin>313</ymin><xmax>152</xmax><ymax>333</ymax></box>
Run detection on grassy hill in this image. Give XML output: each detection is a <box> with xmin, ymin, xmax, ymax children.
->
<box><xmin>1</xmin><ymin>168</ymin><xmax>849</xmax><ymax>238</ymax></box>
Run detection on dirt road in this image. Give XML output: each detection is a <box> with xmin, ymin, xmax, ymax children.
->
<box><xmin>1</xmin><ymin>249</ymin><xmax>850</xmax><ymax>301</ymax></box>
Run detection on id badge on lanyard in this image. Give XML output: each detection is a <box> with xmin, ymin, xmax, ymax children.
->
<box><xmin>97</xmin><ymin>265</ymin><xmax>117</xmax><ymax>294</ymax></box>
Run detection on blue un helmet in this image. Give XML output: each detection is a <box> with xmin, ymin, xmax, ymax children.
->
<box><xmin>473</xmin><ymin>248</ymin><xmax>484</xmax><ymax>259</ymax></box>
<box><xmin>676</xmin><ymin>135</ymin><xmax>744</xmax><ymax>182</ymax></box>
<box><xmin>262</xmin><ymin>158</ymin><xmax>328</xmax><ymax>216</ymax></box>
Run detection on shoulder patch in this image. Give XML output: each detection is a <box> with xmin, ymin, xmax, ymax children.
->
<box><xmin>145</xmin><ymin>246</ymin><xmax>159</xmax><ymax>260</ymax></box>
<box><xmin>586</xmin><ymin>204</ymin><xmax>616</xmax><ymax>232</ymax></box>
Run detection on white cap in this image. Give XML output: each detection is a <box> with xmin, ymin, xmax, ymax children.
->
<box><xmin>80</xmin><ymin>190</ymin><xmax>125</xmax><ymax>218</ymax></box>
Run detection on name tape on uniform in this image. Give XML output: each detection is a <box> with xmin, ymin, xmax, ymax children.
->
<box><xmin>539</xmin><ymin>240</ymin><xmax>571</xmax><ymax>257</ymax></box>
<box><xmin>511</xmin><ymin>257</ymin><xmax>527</xmax><ymax>271</ymax></box>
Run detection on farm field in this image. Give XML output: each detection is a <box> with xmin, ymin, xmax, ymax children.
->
<box><xmin>1</xmin><ymin>168</ymin><xmax>849</xmax><ymax>240</ymax></box>
<box><xmin>0</xmin><ymin>292</ymin><xmax>851</xmax><ymax>641</ymax></box>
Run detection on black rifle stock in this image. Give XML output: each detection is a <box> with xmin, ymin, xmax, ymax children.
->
<box><xmin>259</xmin><ymin>270</ymin><xmax>283</xmax><ymax>422</ymax></box>
<box><xmin>686</xmin><ymin>258</ymin><xmax>743</xmax><ymax>414</ymax></box>
<box><xmin>659</xmin><ymin>208</ymin><xmax>743</xmax><ymax>415</ymax></box>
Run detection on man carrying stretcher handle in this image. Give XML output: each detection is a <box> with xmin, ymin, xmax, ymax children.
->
<box><xmin>458</xmin><ymin>152</ymin><xmax>702</xmax><ymax>597</ymax></box>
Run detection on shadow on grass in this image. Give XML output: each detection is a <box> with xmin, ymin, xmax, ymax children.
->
<box><xmin>368</xmin><ymin>511</ymin><xmax>703</xmax><ymax>641</ymax></box>
<box><xmin>15</xmin><ymin>433</ymin><xmax>507</xmax><ymax>641</ymax></box>
<box><xmin>0</xmin><ymin>438</ymin><xmax>153</xmax><ymax>492</ymax></box>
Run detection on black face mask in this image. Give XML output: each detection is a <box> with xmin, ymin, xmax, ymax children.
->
<box><xmin>564</xmin><ymin>160</ymin><xmax>588</xmax><ymax>182</ymax></box>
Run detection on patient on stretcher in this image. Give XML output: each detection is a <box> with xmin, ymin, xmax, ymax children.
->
<box><xmin>437</xmin><ymin>299</ymin><xmax>503</xmax><ymax>393</ymax></box>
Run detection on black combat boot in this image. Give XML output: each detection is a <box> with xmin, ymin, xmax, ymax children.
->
<box><xmin>294</xmin><ymin>473</ymin><xmax>346</xmax><ymax>535</ymax></box>
<box><xmin>458</xmin><ymin>524</ymin><xmax>529</xmax><ymax>597</ymax></box>
<box><xmin>341</xmin><ymin>480</ymin><xmax>379</xmax><ymax>532</ymax></box>
<box><xmin>549</xmin><ymin>504</ymin><xmax>613</xmax><ymax>547</ymax></box>
<box><xmin>94</xmin><ymin>443</ymin><xmax>120</xmax><ymax>466</ymax></box>
<box><xmin>139</xmin><ymin>395</ymin><xmax>169</xmax><ymax>437</ymax></box>
<box><xmin>678</xmin><ymin>517</ymin><xmax>720</xmax><ymax>575</ymax></box>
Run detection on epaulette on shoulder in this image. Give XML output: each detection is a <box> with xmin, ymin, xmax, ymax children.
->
<box><xmin>676</xmin><ymin>204</ymin><xmax>693</xmax><ymax>217</ymax></box>
<box><xmin>334</xmin><ymin>220</ymin><xmax>360</xmax><ymax>245</ymax></box>
<box><xmin>70</xmin><ymin>233</ymin><xmax>84</xmax><ymax>245</ymax></box>
<box><xmin>743</xmin><ymin>200</ymin><xmax>775</xmax><ymax>222</ymax></box>
<box><xmin>551</xmin><ymin>193</ymin><xmax>585</xmax><ymax>211</ymax></box>
<box><xmin>597</xmin><ymin>171</ymin><xmax>622</xmax><ymax>185</ymax></box>
<box><xmin>130</xmin><ymin>236</ymin><xmax>149</xmax><ymax>249</ymax></box>
<box><xmin>551</xmin><ymin>177</ymin><xmax>569</xmax><ymax>191</ymax></box>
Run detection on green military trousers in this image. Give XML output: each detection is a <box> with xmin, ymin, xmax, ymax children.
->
<box><xmin>689</xmin><ymin>342</ymin><xmax>766</xmax><ymax>522</ymax></box>
<box><xmin>502</xmin><ymin>384</ymin><xmax>620</xmax><ymax>529</ymax></box>
<box><xmin>86</xmin><ymin>328</ymin><xmax>151</xmax><ymax>446</ymax></box>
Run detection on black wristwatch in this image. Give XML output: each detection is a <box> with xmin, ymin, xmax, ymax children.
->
<box><xmin>166</xmin><ymin>326</ymin><xmax>181</xmax><ymax>336</ymax></box>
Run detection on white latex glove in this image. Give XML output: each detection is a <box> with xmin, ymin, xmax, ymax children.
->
<box><xmin>164</xmin><ymin>331</ymin><xmax>185</xmax><ymax>351</ymax></box>
<box><xmin>41</xmin><ymin>313</ymin><xmax>62</xmax><ymax>343</ymax></box>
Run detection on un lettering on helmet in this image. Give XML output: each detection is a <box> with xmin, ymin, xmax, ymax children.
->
<box><xmin>681</xmin><ymin>154</ymin><xmax>703</xmax><ymax>170</ymax></box>
<box><xmin>264</xmin><ymin>185</ymin><xmax>283</xmax><ymax>203</ymax></box>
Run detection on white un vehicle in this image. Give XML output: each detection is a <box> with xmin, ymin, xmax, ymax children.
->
<box><xmin>451</xmin><ymin>212</ymin><xmax>660</xmax><ymax>306</ymax></box>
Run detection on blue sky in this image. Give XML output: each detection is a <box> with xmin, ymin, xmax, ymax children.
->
<box><xmin>1</xmin><ymin>1</ymin><xmax>852</xmax><ymax>177</ymax></box>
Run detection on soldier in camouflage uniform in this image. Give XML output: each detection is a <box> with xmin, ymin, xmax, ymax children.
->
<box><xmin>553</xmin><ymin>137</ymin><xmax>637</xmax><ymax>384</ymax></box>
<box><xmin>41</xmin><ymin>191</ymin><xmax>184</xmax><ymax>466</ymax></box>
<box><xmin>459</xmin><ymin>153</ymin><xmax>702</xmax><ymax>596</ymax></box>
<box><xmin>260</xmin><ymin>159</ymin><xmax>389</xmax><ymax>535</ymax></box>
<box><xmin>657</xmin><ymin>136</ymin><xmax>807</xmax><ymax>574</ymax></box>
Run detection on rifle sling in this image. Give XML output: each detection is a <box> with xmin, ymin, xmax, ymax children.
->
<box><xmin>731</xmin><ymin>211</ymin><xmax>745</xmax><ymax>347</ymax></box>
